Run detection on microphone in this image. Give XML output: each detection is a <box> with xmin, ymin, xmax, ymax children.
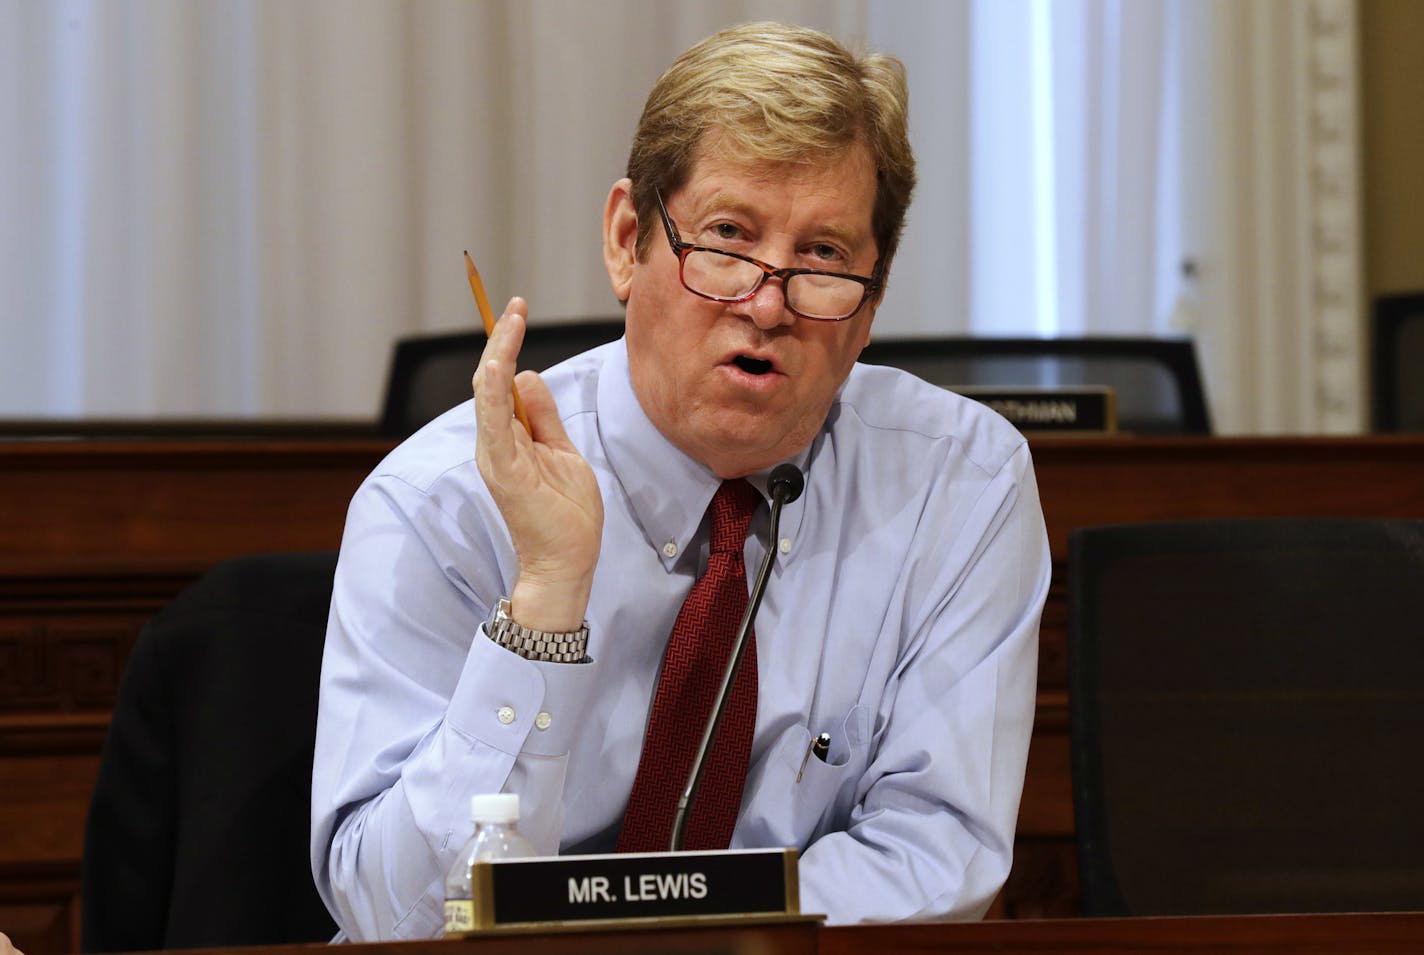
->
<box><xmin>669</xmin><ymin>463</ymin><xmax>805</xmax><ymax>851</ymax></box>
<box><xmin>768</xmin><ymin>462</ymin><xmax>805</xmax><ymax>508</ymax></box>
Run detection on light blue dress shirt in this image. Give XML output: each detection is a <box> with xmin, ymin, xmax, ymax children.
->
<box><xmin>311</xmin><ymin>339</ymin><xmax>1050</xmax><ymax>940</ymax></box>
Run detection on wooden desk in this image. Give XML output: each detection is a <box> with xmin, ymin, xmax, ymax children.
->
<box><xmin>821</xmin><ymin>911</ymin><xmax>1424</xmax><ymax>953</ymax></box>
<box><xmin>21</xmin><ymin>911</ymin><xmax>1421</xmax><ymax>955</ymax></box>
<box><xmin>4</xmin><ymin>435</ymin><xmax>1424</xmax><ymax>951</ymax></box>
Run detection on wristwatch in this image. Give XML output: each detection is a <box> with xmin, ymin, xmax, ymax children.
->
<box><xmin>484</xmin><ymin>598</ymin><xmax>590</xmax><ymax>663</ymax></box>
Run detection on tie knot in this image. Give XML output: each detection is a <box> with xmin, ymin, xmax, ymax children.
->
<box><xmin>708</xmin><ymin>479</ymin><xmax>761</xmax><ymax>555</ymax></box>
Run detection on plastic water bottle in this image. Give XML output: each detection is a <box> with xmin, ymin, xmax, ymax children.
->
<box><xmin>443</xmin><ymin>793</ymin><xmax>536</xmax><ymax>936</ymax></box>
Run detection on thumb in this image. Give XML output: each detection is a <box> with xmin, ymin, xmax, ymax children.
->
<box><xmin>513</xmin><ymin>370</ymin><xmax>574</xmax><ymax>449</ymax></box>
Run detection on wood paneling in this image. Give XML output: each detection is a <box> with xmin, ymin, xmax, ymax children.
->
<box><xmin>0</xmin><ymin>438</ymin><xmax>383</xmax><ymax>954</ymax></box>
<box><xmin>0</xmin><ymin>863</ymin><xmax>80</xmax><ymax>955</ymax></box>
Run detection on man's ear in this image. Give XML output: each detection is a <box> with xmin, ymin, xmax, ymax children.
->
<box><xmin>603</xmin><ymin>178</ymin><xmax>638</xmax><ymax>303</ymax></box>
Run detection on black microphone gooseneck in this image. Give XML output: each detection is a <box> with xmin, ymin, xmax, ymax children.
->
<box><xmin>669</xmin><ymin>463</ymin><xmax>805</xmax><ymax>852</ymax></box>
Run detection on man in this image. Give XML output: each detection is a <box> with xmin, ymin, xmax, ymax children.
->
<box><xmin>312</xmin><ymin>22</ymin><xmax>1049</xmax><ymax>940</ymax></box>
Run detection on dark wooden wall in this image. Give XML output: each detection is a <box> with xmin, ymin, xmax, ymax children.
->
<box><xmin>4</xmin><ymin>435</ymin><xmax>1424</xmax><ymax>951</ymax></box>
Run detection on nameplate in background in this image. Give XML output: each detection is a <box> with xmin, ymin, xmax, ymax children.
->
<box><xmin>447</xmin><ymin>847</ymin><xmax>802</xmax><ymax>935</ymax></box>
<box><xmin>954</xmin><ymin>386</ymin><xmax>1117</xmax><ymax>434</ymax></box>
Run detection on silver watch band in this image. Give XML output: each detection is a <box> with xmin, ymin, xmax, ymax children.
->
<box><xmin>484</xmin><ymin>598</ymin><xmax>590</xmax><ymax>663</ymax></box>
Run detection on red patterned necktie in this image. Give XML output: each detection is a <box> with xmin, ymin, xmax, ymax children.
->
<box><xmin>616</xmin><ymin>479</ymin><xmax>763</xmax><ymax>852</ymax></box>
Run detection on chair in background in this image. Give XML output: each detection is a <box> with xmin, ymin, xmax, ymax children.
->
<box><xmin>81</xmin><ymin>552</ymin><xmax>340</xmax><ymax>951</ymax></box>
<box><xmin>858</xmin><ymin>336</ymin><xmax>1210</xmax><ymax>434</ymax></box>
<box><xmin>380</xmin><ymin>319</ymin><xmax>625</xmax><ymax>438</ymax></box>
<box><xmin>1372</xmin><ymin>291</ymin><xmax>1424</xmax><ymax>431</ymax></box>
<box><xmin>1068</xmin><ymin>518</ymin><xmax>1424</xmax><ymax>916</ymax></box>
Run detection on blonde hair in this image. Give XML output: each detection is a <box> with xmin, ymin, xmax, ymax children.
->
<box><xmin>627</xmin><ymin>22</ymin><xmax>916</xmax><ymax>270</ymax></box>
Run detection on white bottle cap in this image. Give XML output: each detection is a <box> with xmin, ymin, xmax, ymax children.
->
<box><xmin>469</xmin><ymin>793</ymin><xmax>520</xmax><ymax>824</ymax></box>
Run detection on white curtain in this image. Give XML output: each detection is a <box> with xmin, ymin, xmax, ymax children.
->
<box><xmin>1171</xmin><ymin>0</ymin><xmax>1365</xmax><ymax>433</ymax></box>
<box><xmin>0</xmin><ymin>0</ymin><xmax>1364</xmax><ymax>432</ymax></box>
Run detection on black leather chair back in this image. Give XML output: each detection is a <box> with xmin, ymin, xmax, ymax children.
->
<box><xmin>380</xmin><ymin>320</ymin><xmax>625</xmax><ymax>438</ymax></box>
<box><xmin>1069</xmin><ymin>519</ymin><xmax>1424</xmax><ymax>915</ymax></box>
<box><xmin>1372</xmin><ymin>292</ymin><xmax>1424</xmax><ymax>431</ymax></box>
<box><xmin>859</xmin><ymin>336</ymin><xmax>1210</xmax><ymax>434</ymax></box>
<box><xmin>81</xmin><ymin>552</ymin><xmax>340</xmax><ymax>951</ymax></box>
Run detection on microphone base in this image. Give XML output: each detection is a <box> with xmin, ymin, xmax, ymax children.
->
<box><xmin>446</xmin><ymin>847</ymin><xmax>806</xmax><ymax>935</ymax></box>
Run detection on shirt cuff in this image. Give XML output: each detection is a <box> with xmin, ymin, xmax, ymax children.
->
<box><xmin>447</xmin><ymin>630</ymin><xmax>598</xmax><ymax>758</ymax></box>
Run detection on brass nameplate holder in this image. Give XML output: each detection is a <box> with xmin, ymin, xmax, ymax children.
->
<box><xmin>954</xmin><ymin>385</ymin><xmax>1118</xmax><ymax>434</ymax></box>
<box><xmin>446</xmin><ymin>847</ymin><xmax>807</xmax><ymax>936</ymax></box>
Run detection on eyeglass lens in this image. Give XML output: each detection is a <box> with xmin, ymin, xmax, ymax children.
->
<box><xmin>681</xmin><ymin>249</ymin><xmax>865</xmax><ymax>320</ymax></box>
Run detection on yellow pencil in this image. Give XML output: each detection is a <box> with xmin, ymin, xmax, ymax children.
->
<box><xmin>464</xmin><ymin>251</ymin><xmax>532</xmax><ymax>434</ymax></box>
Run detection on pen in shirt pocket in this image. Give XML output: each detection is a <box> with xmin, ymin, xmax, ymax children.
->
<box><xmin>796</xmin><ymin>732</ymin><xmax>832</xmax><ymax>783</ymax></box>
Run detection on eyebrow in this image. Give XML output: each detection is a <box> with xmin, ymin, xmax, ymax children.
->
<box><xmin>694</xmin><ymin>192</ymin><xmax>867</xmax><ymax>250</ymax></box>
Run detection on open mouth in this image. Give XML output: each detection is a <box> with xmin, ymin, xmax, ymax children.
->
<box><xmin>733</xmin><ymin>355</ymin><xmax>774</xmax><ymax>376</ymax></box>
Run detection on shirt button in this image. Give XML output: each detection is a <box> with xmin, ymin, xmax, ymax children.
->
<box><xmin>496</xmin><ymin>706</ymin><xmax>516</xmax><ymax>725</ymax></box>
<box><xmin>779</xmin><ymin>537</ymin><xmax>793</xmax><ymax>554</ymax></box>
<box><xmin>662</xmin><ymin>541</ymin><xmax>678</xmax><ymax>558</ymax></box>
<box><xmin>535</xmin><ymin>711</ymin><xmax>553</xmax><ymax>731</ymax></box>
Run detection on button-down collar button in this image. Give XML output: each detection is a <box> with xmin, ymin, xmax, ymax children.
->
<box><xmin>662</xmin><ymin>540</ymin><xmax>678</xmax><ymax>558</ymax></box>
<box><xmin>496</xmin><ymin>705</ymin><xmax>516</xmax><ymax>725</ymax></box>
<box><xmin>779</xmin><ymin>537</ymin><xmax>793</xmax><ymax>554</ymax></box>
<box><xmin>535</xmin><ymin>711</ymin><xmax>552</xmax><ymax>731</ymax></box>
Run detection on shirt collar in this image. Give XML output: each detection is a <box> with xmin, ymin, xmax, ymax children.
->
<box><xmin>598</xmin><ymin>341</ymin><xmax>810</xmax><ymax>571</ymax></box>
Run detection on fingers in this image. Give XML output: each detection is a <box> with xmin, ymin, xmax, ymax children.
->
<box><xmin>474</xmin><ymin>298</ymin><xmax>528</xmax><ymax>460</ymax></box>
<box><xmin>478</xmin><ymin>297</ymin><xmax>528</xmax><ymax>378</ymax></box>
<box><xmin>468</xmin><ymin>298</ymin><xmax>603</xmax><ymax>624</ymax></box>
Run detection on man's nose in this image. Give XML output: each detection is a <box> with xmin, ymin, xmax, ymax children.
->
<box><xmin>739</xmin><ymin>276</ymin><xmax>796</xmax><ymax>330</ymax></box>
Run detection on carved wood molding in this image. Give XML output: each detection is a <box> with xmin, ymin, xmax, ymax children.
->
<box><xmin>0</xmin><ymin>620</ymin><xmax>136</xmax><ymax>709</ymax></box>
<box><xmin>0</xmin><ymin>569</ymin><xmax>196</xmax><ymax>755</ymax></box>
<box><xmin>1306</xmin><ymin>0</ymin><xmax>1365</xmax><ymax>431</ymax></box>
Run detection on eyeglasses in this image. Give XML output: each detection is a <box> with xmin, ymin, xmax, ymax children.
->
<box><xmin>655</xmin><ymin>187</ymin><xmax>882</xmax><ymax>322</ymax></box>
